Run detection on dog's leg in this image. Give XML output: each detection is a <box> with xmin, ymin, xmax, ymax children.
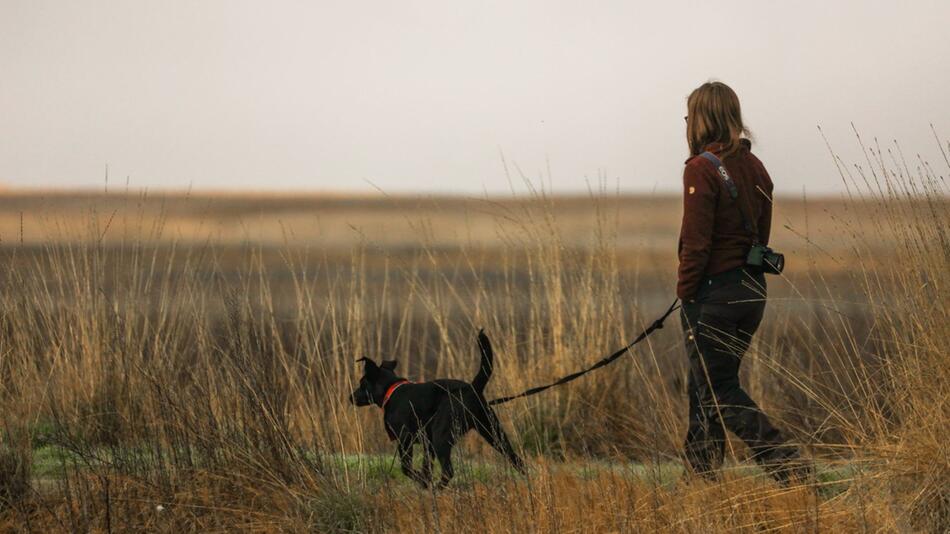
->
<box><xmin>427</xmin><ymin>399</ymin><xmax>460</xmax><ymax>489</ymax></box>
<box><xmin>433</xmin><ymin>439</ymin><xmax>455</xmax><ymax>489</ymax></box>
<box><xmin>476</xmin><ymin>409</ymin><xmax>526</xmax><ymax>474</ymax></box>
<box><xmin>419</xmin><ymin>435</ymin><xmax>434</xmax><ymax>486</ymax></box>
<box><xmin>397</xmin><ymin>434</ymin><xmax>427</xmax><ymax>488</ymax></box>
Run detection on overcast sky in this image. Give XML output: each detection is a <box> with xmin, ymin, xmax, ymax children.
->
<box><xmin>1</xmin><ymin>1</ymin><xmax>948</xmax><ymax>195</ymax></box>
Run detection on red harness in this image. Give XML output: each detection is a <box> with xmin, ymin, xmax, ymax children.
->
<box><xmin>381</xmin><ymin>380</ymin><xmax>410</xmax><ymax>409</ymax></box>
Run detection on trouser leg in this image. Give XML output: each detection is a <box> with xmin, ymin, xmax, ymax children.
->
<box><xmin>682</xmin><ymin>279</ymin><xmax>800</xmax><ymax>482</ymax></box>
<box><xmin>684</xmin><ymin>362</ymin><xmax>726</xmax><ymax>477</ymax></box>
<box><xmin>682</xmin><ymin>302</ymin><xmax>726</xmax><ymax>477</ymax></box>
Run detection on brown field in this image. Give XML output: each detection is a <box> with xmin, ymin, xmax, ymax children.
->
<box><xmin>0</xmin><ymin>146</ymin><xmax>947</xmax><ymax>531</ymax></box>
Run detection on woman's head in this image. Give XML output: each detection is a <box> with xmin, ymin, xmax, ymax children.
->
<box><xmin>685</xmin><ymin>81</ymin><xmax>751</xmax><ymax>158</ymax></box>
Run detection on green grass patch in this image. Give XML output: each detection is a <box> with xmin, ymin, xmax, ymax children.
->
<box><xmin>28</xmin><ymin>443</ymin><xmax>860</xmax><ymax>499</ymax></box>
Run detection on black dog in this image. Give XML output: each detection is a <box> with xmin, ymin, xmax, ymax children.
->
<box><xmin>349</xmin><ymin>330</ymin><xmax>525</xmax><ymax>488</ymax></box>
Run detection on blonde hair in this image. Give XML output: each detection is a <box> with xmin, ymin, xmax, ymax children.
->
<box><xmin>686</xmin><ymin>81</ymin><xmax>752</xmax><ymax>158</ymax></box>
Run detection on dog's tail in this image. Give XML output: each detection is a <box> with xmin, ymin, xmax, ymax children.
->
<box><xmin>471</xmin><ymin>329</ymin><xmax>494</xmax><ymax>394</ymax></box>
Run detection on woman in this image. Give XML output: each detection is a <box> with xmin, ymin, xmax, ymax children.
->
<box><xmin>677</xmin><ymin>81</ymin><xmax>803</xmax><ymax>484</ymax></box>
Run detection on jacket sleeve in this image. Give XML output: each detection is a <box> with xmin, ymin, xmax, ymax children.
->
<box><xmin>755</xmin><ymin>161</ymin><xmax>774</xmax><ymax>245</ymax></box>
<box><xmin>677</xmin><ymin>162</ymin><xmax>718</xmax><ymax>300</ymax></box>
<box><xmin>757</xmin><ymin>183</ymin><xmax>772</xmax><ymax>245</ymax></box>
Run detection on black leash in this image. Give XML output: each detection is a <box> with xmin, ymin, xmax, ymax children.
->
<box><xmin>488</xmin><ymin>298</ymin><xmax>681</xmax><ymax>406</ymax></box>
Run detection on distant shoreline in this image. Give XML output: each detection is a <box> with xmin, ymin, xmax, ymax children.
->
<box><xmin>0</xmin><ymin>187</ymin><xmax>860</xmax><ymax>202</ymax></box>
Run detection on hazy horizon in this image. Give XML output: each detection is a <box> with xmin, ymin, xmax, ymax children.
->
<box><xmin>2</xmin><ymin>1</ymin><xmax>948</xmax><ymax>195</ymax></box>
<box><xmin>0</xmin><ymin>185</ymin><xmax>887</xmax><ymax>200</ymax></box>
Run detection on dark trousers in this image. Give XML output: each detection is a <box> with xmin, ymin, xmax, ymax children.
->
<box><xmin>680</xmin><ymin>269</ymin><xmax>798</xmax><ymax>481</ymax></box>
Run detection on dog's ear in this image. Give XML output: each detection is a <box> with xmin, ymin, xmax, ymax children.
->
<box><xmin>356</xmin><ymin>357</ymin><xmax>379</xmax><ymax>376</ymax></box>
<box><xmin>380</xmin><ymin>360</ymin><xmax>398</xmax><ymax>371</ymax></box>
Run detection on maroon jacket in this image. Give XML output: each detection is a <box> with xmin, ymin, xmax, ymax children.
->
<box><xmin>677</xmin><ymin>139</ymin><xmax>773</xmax><ymax>300</ymax></box>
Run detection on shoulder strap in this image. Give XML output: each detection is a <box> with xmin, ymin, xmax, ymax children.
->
<box><xmin>699</xmin><ymin>151</ymin><xmax>758</xmax><ymax>242</ymax></box>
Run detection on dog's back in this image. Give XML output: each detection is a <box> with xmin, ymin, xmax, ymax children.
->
<box><xmin>384</xmin><ymin>331</ymin><xmax>497</xmax><ymax>443</ymax></box>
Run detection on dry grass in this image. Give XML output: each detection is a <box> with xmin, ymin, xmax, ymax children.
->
<box><xmin>0</xmin><ymin>134</ymin><xmax>947</xmax><ymax>532</ymax></box>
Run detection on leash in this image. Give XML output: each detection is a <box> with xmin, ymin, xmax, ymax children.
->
<box><xmin>488</xmin><ymin>298</ymin><xmax>680</xmax><ymax>406</ymax></box>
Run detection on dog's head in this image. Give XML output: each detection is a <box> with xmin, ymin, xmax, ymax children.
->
<box><xmin>349</xmin><ymin>358</ymin><xmax>399</xmax><ymax>407</ymax></box>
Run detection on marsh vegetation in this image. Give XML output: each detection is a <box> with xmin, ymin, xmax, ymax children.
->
<box><xmin>0</xmin><ymin>136</ymin><xmax>946</xmax><ymax>532</ymax></box>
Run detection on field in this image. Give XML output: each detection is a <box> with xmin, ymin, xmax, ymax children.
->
<box><xmin>0</xmin><ymin>143</ymin><xmax>947</xmax><ymax>532</ymax></box>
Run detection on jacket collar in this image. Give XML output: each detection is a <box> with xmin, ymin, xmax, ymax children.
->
<box><xmin>380</xmin><ymin>380</ymin><xmax>410</xmax><ymax>409</ymax></box>
<box><xmin>684</xmin><ymin>138</ymin><xmax>751</xmax><ymax>164</ymax></box>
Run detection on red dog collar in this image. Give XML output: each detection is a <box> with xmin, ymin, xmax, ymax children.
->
<box><xmin>381</xmin><ymin>380</ymin><xmax>410</xmax><ymax>409</ymax></box>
